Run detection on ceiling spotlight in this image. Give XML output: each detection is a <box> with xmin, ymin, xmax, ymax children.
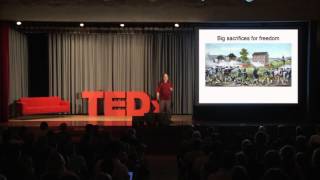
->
<box><xmin>201</xmin><ymin>0</ymin><xmax>206</xmax><ymax>2</ymax></box>
<box><xmin>16</xmin><ymin>21</ymin><xmax>22</xmax><ymax>26</ymax></box>
<box><xmin>174</xmin><ymin>23</ymin><xmax>180</xmax><ymax>28</ymax></box>
<box><xmin>80</xmin><ymin>23</ymin><xmax>85</xmax><ymax>27</ymax></box>
<box><xmin>120</xmin><ymin>23</ymin><xmax>125</xmax><ymax>27</ymax></box>
<box><xmin>245</xmin><ymin>0</ymin><xmax>254</xmax><ymax>3</ymax></box>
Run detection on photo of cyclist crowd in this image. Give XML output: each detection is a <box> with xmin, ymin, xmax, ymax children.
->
<box><xmin>205</xmin><ymin>43</ymin><xmax>292</xmax><ymax>87</ymax></box>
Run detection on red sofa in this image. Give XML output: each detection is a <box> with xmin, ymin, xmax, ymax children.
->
<box><xmin>17</xmin><ymin>96</ymin><xmax>70</xmax><ymax>115</ymax></box>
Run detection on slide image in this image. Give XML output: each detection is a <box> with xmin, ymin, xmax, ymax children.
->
<box><xmin>198</xmin><ymin>29</ymin><xmax>298</xmax><ymax>104</ymax></box>
<box><xmin>205</xmin><ymin>43</ymin><xmax>292</xmax><ymax>87</ymax></box>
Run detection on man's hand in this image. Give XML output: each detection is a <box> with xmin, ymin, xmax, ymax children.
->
<box><xmin>156</xmin><ymin>92</ymin><xmax>160</xmax><ymax>101</ymax></box>
<box><xmin>170</xmin><ymin>87</ymin><xmax>173</xmax><ymax>91</ymax></box>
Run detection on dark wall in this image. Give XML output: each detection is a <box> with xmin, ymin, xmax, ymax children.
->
<box><xmin>27</xmin><ymin>33</ymin><xmax>49</xmax><ymax>97</ymax></box>
<box><xmin>309</xmin><ymin>22</ymin><xmax>320</xmax><ymax>122</ymax></box>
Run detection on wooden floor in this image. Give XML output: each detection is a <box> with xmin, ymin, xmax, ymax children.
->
<box><xmin>4</xmin><ymin>114</ymin><xmax>193</xmax><ymax>127</ymax></box>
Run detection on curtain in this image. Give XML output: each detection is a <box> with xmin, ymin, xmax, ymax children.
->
<box><xmin>153</xmin><ymin>31</ymin><xmax>195</xmax><ymax>113</ymax></box>
<box><xmin>0</xmin><ymin>23</ymin><xmax>9</xmax><ymax>122</ymax></box>
<box><xmin>9</xmin><ymin>29</ymin><xmax>29</xmax><ymax>116</ymax></box>
<box><xmin>49</xmin><ymin>29</ymin><xmax>195</xmax><ymax>114</ymax></box>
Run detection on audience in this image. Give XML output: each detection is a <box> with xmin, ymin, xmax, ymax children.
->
<box><xmin>1</xmin><ymin>122</ymin><xmax>320</xmax><ymax>180</ymax></box>
<box><xmin>178</xmin><ymin>125</ymin><xmax>320</xmax><ymax>180</ymax></box>
<box><xmin>0</xmin><ymin>123</ymin><xmax>148</xmax><ymax>180</ymax></box>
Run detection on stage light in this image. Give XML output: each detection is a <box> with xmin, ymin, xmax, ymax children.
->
<box><xmin>120</xmin><ymin>23</ymin><xmax>125</xmax><ymax>27</ymax></box>
<box><xmin>245</xmin><ymin>0</ymin><xmax>254</xmax><ymax>3</ymax></box>
<box><xmin>16</xmin><ymin>21</ymin><xmax>22</xmax><ymax>26</ymax></box>
<box><xmin>80</xmin><ymin>23</ymin><xmax>85</xmax><ymax>27</ymax></box>
<box><xmin>174</xmin><ymin>23</ymin><xmax>180</xmax><ymax>28</ymax></box>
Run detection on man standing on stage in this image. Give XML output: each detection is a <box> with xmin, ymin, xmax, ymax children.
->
<box><xmin>156</xmin><ymin>73</ymin><xmax>173</xmax><ymax>116</ymax></box>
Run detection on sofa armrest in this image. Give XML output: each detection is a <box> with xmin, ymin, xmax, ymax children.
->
<box><xmin>16</xmin><ymin>101</ymin><xmax>26</xmax><ymax>116</ymax></box>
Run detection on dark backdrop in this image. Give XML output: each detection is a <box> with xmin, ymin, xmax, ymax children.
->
<box><xmin>27</xmin><ymin>33</ymin><xmax>49</xmax><ymax>97</ymax></box>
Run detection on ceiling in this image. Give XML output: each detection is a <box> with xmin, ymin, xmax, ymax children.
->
<box><xmin>0</xmin><ymin>0</ymin><xmax>319</xmax><ymax>22</ymax></box>
<box><xmin>0</xmin><ymin>0</ymin><xmax>316</xmax><ymax>7</ymax></box>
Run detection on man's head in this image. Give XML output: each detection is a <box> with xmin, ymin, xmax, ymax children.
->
<box><xmin>163</xmin><ymin>73</ymin><xmax>169</xmax><ymax>82</ymax></box>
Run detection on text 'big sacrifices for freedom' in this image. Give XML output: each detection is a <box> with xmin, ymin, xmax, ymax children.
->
<box><xmin>217</xmin><ymin>35</ymin><xmax>280</xmax><ymax>42</ymax></box>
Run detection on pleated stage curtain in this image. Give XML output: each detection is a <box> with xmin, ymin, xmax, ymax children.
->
<box><xmin>9</xmin><ymin>29</ymin><xmax>29</xmax><ymax>116</ymax></box>
<box><xmin>48</xmin><ymin>29</ymin><xmax>195</xmax><ymax>114</ymax></box>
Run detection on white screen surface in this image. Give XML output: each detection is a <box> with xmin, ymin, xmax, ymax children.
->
<box><xmin>199</xmin><ymin>29</ymin><xmax>298</xmax><ymax>104</ymax></box>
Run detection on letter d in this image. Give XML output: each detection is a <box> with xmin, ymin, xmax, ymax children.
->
<box><xmin>126</xmin><ymin>92</ymin><xmax>150</xmax><ymax>116</ymax></box>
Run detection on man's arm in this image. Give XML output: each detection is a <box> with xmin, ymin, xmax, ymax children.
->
<box><xmin>156</xmin><ymin>83</ymin><xmax>161</xmax><ymax>101</ymax></box>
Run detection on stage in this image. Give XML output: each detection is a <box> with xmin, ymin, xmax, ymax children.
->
<box><xmin>4</xmin><ymin>114</ymin><xmax>193</xmax><ymax>127</ymax></box>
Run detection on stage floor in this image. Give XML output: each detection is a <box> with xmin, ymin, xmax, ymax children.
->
<box><xmin>5</xmin><ymin>115</ymin><xmax>193</xmax><ymax>127</ymax></box>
